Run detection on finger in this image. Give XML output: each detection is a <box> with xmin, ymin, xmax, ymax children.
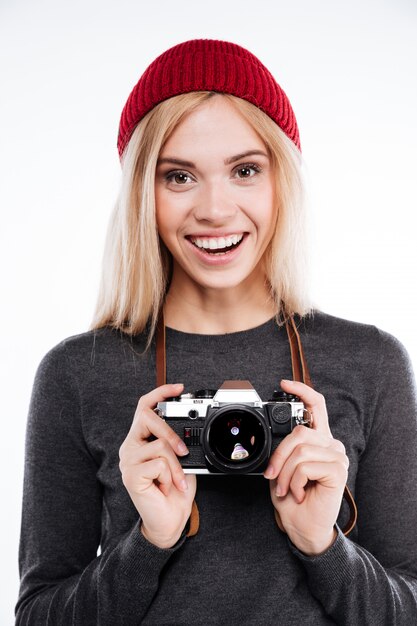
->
<box><xmin>136</xmin><ymin>383</ymin><xmax>184</xmax><ymax>413</ymax></box>
<box><xmin>286</xmin><ymin>461</ymin><xmax>348</xmax><ymax>503</ymax></box>
<box><xmin>134</xmin><ymin>405</ymin><xmax>189</xmax><ymax>455</ymax></box>
<box><xmin>121</xmin><ymin>438</ymin><xmax>188</xmax><ymax>493</ymax></box>
<box><xmin>280</xmin><ymin>379</ymin><xmax>331</xmax><ymax>436</ymax></box>
<box><xmin>122</xmin><ymin>457</ymin><xmax>173</xmax><ymax>497</ymax></box>
<box><xmin>275</xmin><ymin>444</ymin><xmax>349</xmax><ymax>497</ymax></box>
<box><xmin>264</xmin><ymin>425</ymin><xmax>335</xmax><ymax>479</ymax></box>
<box><xmin>120</xmin><ymin>411</ymin><xmax>188</xmax><ymax>463</ymax></box>
<box><xmin>126</xmin><ymin>383</ymin><xmax>189</xmax><ymax>456</ymax></box>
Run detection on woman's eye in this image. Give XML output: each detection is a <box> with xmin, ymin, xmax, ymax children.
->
<box><xmin>166</xmin><ymin>171</ymin><xmax>192</xmax><ymax>185</ymax></box>
<box><xmin>234</xmin><ymin>164</ymin><xmax>261</xmax><ymax>179</ymax></box>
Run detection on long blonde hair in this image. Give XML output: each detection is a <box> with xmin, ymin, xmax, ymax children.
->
<box><xmin>91</xmin><ymin>92</ymin><xmax>312</xmax><ymax>343</ymax></box>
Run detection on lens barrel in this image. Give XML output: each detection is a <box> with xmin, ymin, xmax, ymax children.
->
<box><xmin>202</xmin><ymin>405</ymin><xmax>271</xmax><ymax>473</ymax></box>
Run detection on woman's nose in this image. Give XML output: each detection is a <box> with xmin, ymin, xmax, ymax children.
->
<box><xmin>193</xmin><ymin>182</ymin><xmax>237</xmax><ymax>224</ymax></box>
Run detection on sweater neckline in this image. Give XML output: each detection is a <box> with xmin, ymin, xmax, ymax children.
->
<box><xmin>165</xmin><ymin>317</ymin><xmax>287</xmax><ymax>353</ymax></box>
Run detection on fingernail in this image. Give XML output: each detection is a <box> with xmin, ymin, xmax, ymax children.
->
<box><xmin>177</xmin><ymin>441</ymin><xmax>189</xmax><ymax>456</ymax></box>
<box><xmin>180</xmin><ymin>479</ymin><xmax>188</xmax><ymax>491</ymax></box>
<box><xmin>275</xmin><ymin>484</ymin><xmax>283</xmax><ymax>497</ymax></box>
<box><xmin>264</xmin><ymin>464</ymin><xmax>274</xmax><ymax>479</ymax></box>
<box><xmin>281</xmin><ymin>379</ymin><xmax>293</xmax><ymax>385</ymax></box>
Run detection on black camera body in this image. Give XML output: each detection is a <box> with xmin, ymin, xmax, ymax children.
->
<box><xmin>156</xmin><ymin>380</ymin><xmax>311</xmax><ymax>475</ymax></box>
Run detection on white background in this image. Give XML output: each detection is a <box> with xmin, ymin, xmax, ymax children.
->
<box><xmin>1</xmin><ymin>0</ymin><xmax>416</xmax><ymax>622</ymax></box>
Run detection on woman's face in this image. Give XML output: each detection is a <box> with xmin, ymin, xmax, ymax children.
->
<box><xmin>155</xmin><ymin>96</ymin><xmax>277</xmax><ymax>296</ymax></box>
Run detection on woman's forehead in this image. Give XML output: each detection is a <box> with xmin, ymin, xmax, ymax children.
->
<box><xmin>159</xmin><ymin>97</ymin><xmax>268</xmax><ymax>162</ymax></box>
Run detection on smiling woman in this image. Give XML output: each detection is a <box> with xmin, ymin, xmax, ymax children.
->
<box><xmin>154</xmin><ymin>95</ymin><xmax>278</xmax><ymax>328</ymax></box>
<box><xmin>16</xmin><ymin>39</ymin><xmax>417</xmax><ymax>625</ymax></box>
<box><xmin>92</xmin><ymin>89</ymin><xmax>309</xmax><ymax>339</ymax></box>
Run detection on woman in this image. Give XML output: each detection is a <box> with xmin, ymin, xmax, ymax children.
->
<box><xmin>16</xmin><ymin>39</ymin><xmax>417</xmax><ymax>625</ymax></box>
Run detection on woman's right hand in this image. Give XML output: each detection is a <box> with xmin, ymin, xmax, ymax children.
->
<box><xmin>119</xmin><ymin>383</ymin><xmax>197</xmax><ymax>549</ymax></box>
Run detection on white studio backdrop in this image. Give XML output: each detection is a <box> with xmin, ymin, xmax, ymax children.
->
<box><xmin>1</xmin><ymin>0</ymin><xmax>416</xmax><ymax>622</ymax></box>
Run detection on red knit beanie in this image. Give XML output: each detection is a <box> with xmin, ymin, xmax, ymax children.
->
<box><xmin>118</xmin><ymin>39</ymin><xmax>300</xmax><ymax>157</ymax></box>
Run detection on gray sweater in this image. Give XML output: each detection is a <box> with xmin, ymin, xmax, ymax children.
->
<box><xmin>16</xmin><ymin>312</ymin><xmax>417</xmax><ymax>625</ymax></box>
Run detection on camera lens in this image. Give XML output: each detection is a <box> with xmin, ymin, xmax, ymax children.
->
<box><xmin>202</xmin><ymin>406</ymin><xmax>271</xmax><ymax>473</ymax></box>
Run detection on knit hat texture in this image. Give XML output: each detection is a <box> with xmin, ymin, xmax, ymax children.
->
<box><xmin>118</xmin><ymin>39</ymin><xmax>300</xmax><ymax>157</ymax></box>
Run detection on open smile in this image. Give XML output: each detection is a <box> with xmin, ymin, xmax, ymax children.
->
<box><xmin>187</xmin><ymin>233</ymin><xmax>245</xmax><ymax>255</ymax></box>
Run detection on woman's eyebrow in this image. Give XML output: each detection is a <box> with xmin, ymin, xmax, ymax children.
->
<box><xmin>157</xmin><ymin>150</ymin><xmax>269</xmax><ymax>168</ymax></box>
<box><xmin>157</xmin><ymin>157</ymin><xmax>195</xmax><ymax>168</ymax></box>
<box><xmin>224</xmin><ymin>149</ymin><xmax>269</xmax><ymax>164</ymax></box>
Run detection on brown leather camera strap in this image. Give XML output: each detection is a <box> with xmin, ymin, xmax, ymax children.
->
<box><xmin>155</xmin><ymin>312</ymin><xmax>357</xmax><ymax>538</ymax></box>
<box><xmin>286</xmin><ymin>316</ymin><xmax>312</xmax><ymax>386</ymax></box>
<box><xmin>156</xmin><ymin>313</ymin><xmax>166</xmax><ymax>389</ymax></box>
<box><xmin>284</xmin><ymin>317</ymin><xmax>357</xmax><ymax>537</ymax></box>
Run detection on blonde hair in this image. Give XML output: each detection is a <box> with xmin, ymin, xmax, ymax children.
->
<box><xmin>91</xmin><ymin>92</ymin><xmax>312</xmax><ymax>343</ymax></box>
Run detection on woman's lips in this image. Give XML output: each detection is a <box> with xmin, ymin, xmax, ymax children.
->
<box><xmin>190</xmin><ymin>233</ymin><xmax>244</xmax><ymax>251</ymax></box>
<box><xmin>185</xmin><ymin>233</ymin><xmax>247</xmax><ymax>266</ymax></box>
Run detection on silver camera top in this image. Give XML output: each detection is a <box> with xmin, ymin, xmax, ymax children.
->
<box><xmin>156</xmin><ymin>380</ymin><xmax>311</xmax><ymax>427</ymax></box>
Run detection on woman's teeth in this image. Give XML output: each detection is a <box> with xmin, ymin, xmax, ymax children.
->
<box><xmin>190</xmin><ymin>234</ymin><xmax>243</xmax><ymax>254</ymax></box>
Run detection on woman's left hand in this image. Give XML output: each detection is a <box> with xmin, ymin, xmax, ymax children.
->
<box><xmin>264</xmin><ymin>379</ymin><xmax>349</xmax><ymax>556</ymax></box>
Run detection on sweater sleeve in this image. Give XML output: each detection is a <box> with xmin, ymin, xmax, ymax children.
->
<box><xmin>15</xmin><ymin>343</ymin><xmax>185</xmax><ymax>626</ymax></box>
<box><xmin>290</xmin><ymin>329</ymin><xmax>417</xmax><ymax>624</ymax></box>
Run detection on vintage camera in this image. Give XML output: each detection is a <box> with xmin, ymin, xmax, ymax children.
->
<box><xmin>156</xmin><ymin>380</ymin><xmax>311</xmax><ymax>474</ymax></box>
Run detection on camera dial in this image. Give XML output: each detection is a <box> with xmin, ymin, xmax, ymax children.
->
<box><xmin>195</xmin><ymin>389</ymin><xmax>216</xmax><ymax>399</ymax></box>
<box><xmin>270</xmin><ymin>390</ymin><xmax>299</xmax><ymax>402</ymax></box>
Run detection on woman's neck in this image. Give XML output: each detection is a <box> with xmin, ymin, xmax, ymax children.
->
<box><xmin>163</xmin><ymin>282</ymin><xmax>278</xmax><ymax>335</ymax></box>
